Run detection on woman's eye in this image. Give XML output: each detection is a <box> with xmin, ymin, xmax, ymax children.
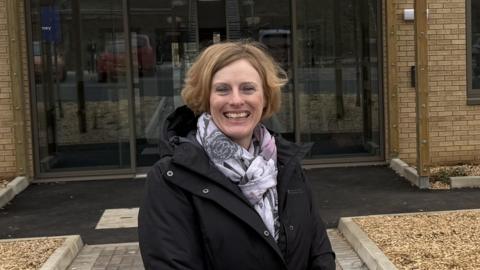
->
<box><xmin>214</xmin><ymin>85</ymin><xmax>230</xmax><ymax>93</ymax></box>
<box><xmin>241</xmin><ymin>85</ymin><xmax>256</xmax><ymax>92</ymax></box>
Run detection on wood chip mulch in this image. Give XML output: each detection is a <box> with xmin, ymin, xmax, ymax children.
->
<box><xmin>0</xmin><ymin>238</ymin><xmax>64</xmax><ymax>270</ymax></box>
<box><xmin>354</xmin><ymin>210</ymin><xmax>480</xmax><ymax>270</ymax></box>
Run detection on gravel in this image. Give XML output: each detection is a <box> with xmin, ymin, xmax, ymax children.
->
<box><xmin>354</xmin><ymin>210</ymin><xmax>480</xmax><ymax>270</ymax></box>
<box><xmin>0</xmin><ymin>178</ymin><xmax>12</xmax><ymax>188</ymax></box>
<box><xmin>0</xmin><ymin>238</ymin><xmax>64</xmax><ymax>270</ymax></box>
<box><xmin>428</xmin><ymin>164</ymin><xmax>480</xmax><ymax>189</ymax></box>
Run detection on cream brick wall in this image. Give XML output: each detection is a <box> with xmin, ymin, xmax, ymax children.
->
<box><xmin>0</xmin><ymin>0</ymin><xmax>32</xmax><ymax>177</ymax></box>
<box><xmin>394</xmin><ymin>0</ymin><xmax>480</xmax><ymax>165</ymax></box>
<box><xmin>0</xmin><ymin>0</ymin><xmax>15</xmax><ymax>177</ymax></box>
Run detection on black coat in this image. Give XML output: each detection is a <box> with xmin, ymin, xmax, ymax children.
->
<box><xmin>138</xmin><ymin>106</ymin><xmax>335</xmax><ymax>270</ymax></box>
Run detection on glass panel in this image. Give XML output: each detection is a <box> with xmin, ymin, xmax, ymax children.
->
<box><xmin>472</xmin><ymin>1</ymin><xmax>480</xmax><ymax>89</ymax></box>
<box><xmin>295</xmin><ymin>0</ymin><xmax>381</xmax><ymax>158</ymax></box>
<box><xmin>31</xmin><ymin>0</ymin><xmax>132</xmax><ymax>172</ymax></box>
<box><xmin>234</xmin><ymin>0</ymin><xmax>294</xmax><ymax>140</ymax></box>
<box><xmin>131</xmin><ymin>0</ymin><xmax>293</xmax><ymax>168</ymax></box>
<box><xmin>130</xmin><ymin>0</ymin><xmax>206</xmax><ymax>167</ymax></box>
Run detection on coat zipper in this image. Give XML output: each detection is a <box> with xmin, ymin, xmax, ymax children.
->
<box><xmin>282</xmin><ymin>222</ymin><xmax>289</xmax><ymax>265</ymax></box>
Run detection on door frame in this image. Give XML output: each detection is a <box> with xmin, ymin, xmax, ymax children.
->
<box><xmin>27</xmin><ymin>0</ymin><xmax>139</xmax><ymax>179</ymax></box>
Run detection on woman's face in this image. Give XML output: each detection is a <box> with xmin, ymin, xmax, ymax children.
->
<box><xmin>209</xmin><ymin>59</ymin><xmax>265</xmax><ymax>149</ymax></box>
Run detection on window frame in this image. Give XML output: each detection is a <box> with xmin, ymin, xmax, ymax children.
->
<box><xmin>467</xmin><ymin>0</ymin><xmax>480</xmax><ymax>104</ymax></box>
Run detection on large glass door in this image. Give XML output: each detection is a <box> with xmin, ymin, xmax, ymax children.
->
<box><xmin>29</xmin><ymin>0</ymin><xmax>383</xmax><ymax>177</ymax></box>
<box><xmin>294</xmin><ymin>0</ymin><xmax>383</xmax><ymax>161</ymax></box>
<box><xmin>30</xmin><ymin>0</ymin><xmax>134</xmax><ymax>174</ymax></box>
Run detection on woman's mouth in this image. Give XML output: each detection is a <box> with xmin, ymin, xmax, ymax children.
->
<box><xmin>224</xmin><ymin>111</ymin><xmax>250</xmax><ymax>119</ymax></box>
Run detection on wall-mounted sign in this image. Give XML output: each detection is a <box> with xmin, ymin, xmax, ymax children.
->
<box><xmin>41</xmin><ymin>6</ymin><xmax>61</xmax><ymax>43</ymax></box>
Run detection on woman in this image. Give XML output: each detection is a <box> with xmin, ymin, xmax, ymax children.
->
<box><xmin>138</xmin><ymin>41</ymin><xmax>335</xmax><ymax>270</ymax></box>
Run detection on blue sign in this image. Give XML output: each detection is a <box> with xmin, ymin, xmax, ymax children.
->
<box><xmin>41</xmin><ymin>6</ymin><xmax>61</xmax><ymax>43</ymax></box>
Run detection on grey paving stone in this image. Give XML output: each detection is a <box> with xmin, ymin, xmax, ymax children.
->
<box><xmin>327</xmin><ymin>229</ymin><xmax>368</xmax><ymax>270</ymax></box>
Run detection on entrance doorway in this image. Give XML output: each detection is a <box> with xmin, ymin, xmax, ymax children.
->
<box><xmin>28</xmin><ymin>0</ymin><xmax>382</xmax><ymax>178</ymax></box>
<box><xmin>294</xmin><ymin>0</ymin><xmax>383</xmax><ymax>162</ymax></box>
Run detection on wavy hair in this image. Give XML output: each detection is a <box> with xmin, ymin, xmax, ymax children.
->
<box><xmin>181</xmin><ymin>41</ymin><xmax>288</xmax><ymax>120</ymax></box>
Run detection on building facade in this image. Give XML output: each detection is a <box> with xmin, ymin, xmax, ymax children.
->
<box><xmin>0</xmin><ymin>0</ymin><xmax>478</xmax><ymax>180</ymax></box>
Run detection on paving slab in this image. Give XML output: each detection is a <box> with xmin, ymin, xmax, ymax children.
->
<box><xmin>68</xmin><ymin>242</ymin><xmax>143</xmax><ymax>270</ymax></box>
<box><xmin>95</xmin><ymin>208</ymin><xmax>139</xmax><ymax>229</ymax></box>
<box><xmin>327</xmin><ymin>229</ymin><xmax>368</xmax><ymax>270</ymax></box>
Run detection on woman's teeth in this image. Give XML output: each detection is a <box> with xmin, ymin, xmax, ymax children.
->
<box><xmin>225</xmin><ymin>112</ymin><xmax>249</xmax><ymax>119</ymax></box>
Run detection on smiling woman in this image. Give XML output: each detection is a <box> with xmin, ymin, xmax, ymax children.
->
<box><xmin>138</xmin><ymin>42</ymin><xmax>336</xmax><ymax>270</ymax></box>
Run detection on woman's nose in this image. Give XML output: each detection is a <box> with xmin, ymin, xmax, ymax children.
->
<box><xmin>229</xmin><ymin>89</ymin><xmax>244</xmax><ymax>105</ymax></box>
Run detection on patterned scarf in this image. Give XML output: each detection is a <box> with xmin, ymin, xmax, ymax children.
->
<box><xmin>196</xmin><ymin>113</ymin><xmax>280</xmax><ymax>240</ymax></box>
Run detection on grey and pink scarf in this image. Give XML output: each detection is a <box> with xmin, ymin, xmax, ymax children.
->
<box><xmin>196</xmin><ymin>113</ymin><xmax>280</xmax><ymax>240</ymax></box>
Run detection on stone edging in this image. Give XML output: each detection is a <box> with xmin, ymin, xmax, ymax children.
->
<box><xmin>390</xmin><ymin>158</ymin><xmax>480</xmax><ymax>189</ymax></box>
<box><xmin>0</xmin><ymin>235</ymin><xmax>83</xmax><ymax>270</ymax></box>
<box><xmin>338</xmin><ymin>217</ymin><xmax>398</xmax><ymax>270</ymax></box>
<box><xmin>40</xmin><ymin>235</ymin><xmax>84</xmax><ymax>270</ymax></box>
<box><xmin>390</xmin><ymin>158</ymin><xmax>430</xmax><ymax>189</ymax></box>
<box><xmin>0</xmin><ymin>176</ymin><xmax>29</xmax><ymax>208</ymax></box>
<box><xmin>450</xmin><ymin>176</ymin><xmax>480</xmax><ymax>188</ymax></box>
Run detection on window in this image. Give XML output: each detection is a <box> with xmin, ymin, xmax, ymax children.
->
<box><xmin>468</xmin><ymin>0</ymin><xmax>480</xmax><ymax>104</ymax></box>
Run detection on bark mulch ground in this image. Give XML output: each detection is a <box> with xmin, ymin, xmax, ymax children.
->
<box><xmin>0</xmin><ymin>238</ymin><xmax>63</xmax><ymax>270</ymax></box>
<box><xmin>354</xmin><ymin>210</ymin><xmax>480</xmax><ymax>270</ymax></box>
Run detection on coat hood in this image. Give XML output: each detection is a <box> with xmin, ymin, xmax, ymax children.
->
<box><xmin>158</xmin><ymin>105</ymin><xmax>199</xmax><ymax>159</ymax></box>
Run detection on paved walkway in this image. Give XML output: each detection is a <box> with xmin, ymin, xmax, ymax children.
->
<box><xmin>68</xmin><ymin>229</ymin><xmax>366</xmax><ymax>270</ymax></box>
<box><xmin>68</xmin><ymin>242</ymin><xmax>143</xmax><ymax>270</ymax></box>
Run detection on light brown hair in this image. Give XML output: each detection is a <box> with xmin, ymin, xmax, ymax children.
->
<box><xmin>181</xmin><ymin>41</ymin><xmax>288</xmax><ymax>120</ymax></box>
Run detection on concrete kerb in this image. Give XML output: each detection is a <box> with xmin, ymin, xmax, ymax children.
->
<box><xmin>450</xmin><ymin>176</ymin><xmax>480</xmax><ymax>189</ymax></box>
<box><xmin>0</xmin><ymin>235</ymin><xmax>84</xmax><ymax>270</ymax></box>
<box><xmin>338</xmin><ymin>217</ymin><xmax>398</xmax><ymax>270</ymax></box>
<box><xmin>40</xmin><ymin>235</ymin><xmax>84</xmax><ymax>270</ymax></box>
<box><xmin>389</xmin><ymin>159</ymin><xmax>430</xmax><ymax>189</ymax></box>
<box><xmin>0</xmin><ymin>176</ymin><xmax>30</xmax><ymax>208</ymax></box>
<box><xmin>390</xmin><ymin>158</ymin><xmax>480</xmax><ymax>189</ymax></box>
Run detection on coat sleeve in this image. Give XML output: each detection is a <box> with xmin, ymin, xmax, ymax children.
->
<box><xmin>303</xmin><ymin>169</ymin><xmax>336</xmax><ymax>270</ymax></box>
<box><xmin>138</xmin><ymin>163</ymin><xmax>207</xmax><ymax>270</ymax></box>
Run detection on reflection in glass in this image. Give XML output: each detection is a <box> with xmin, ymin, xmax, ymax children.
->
<box><xmin>296</xmin><ymin>0</ymin><xmax>381</xmax><ymax>158</ymax></box>
<box><xmin>237</xmin><ymin>0</ymin><xmax>294</xmax><ymax>139</ymax></box>
<box><xmin>31</xmin><ymin>0</ymin><xmax>132</xmax><ymax>172</ymax></box>
<box><xmin>131</xmin><ymin>0</ymin><xmax>293</xmax><ymax>167</ymax></box>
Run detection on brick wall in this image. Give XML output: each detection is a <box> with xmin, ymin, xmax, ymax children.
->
<box><xmin>0</xmin><ymin>0</ymin><xmax>16</xmax><ymax>176</ymax></box>
<box><xmin>0</xmin><ymin>0</ymin><xmax>32</xmax><ymax>177</ymax></box>
<box><xmin>394</xmin><ymin>0</ymin><xmax>480</xmax><ymax>165</ymax></box>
